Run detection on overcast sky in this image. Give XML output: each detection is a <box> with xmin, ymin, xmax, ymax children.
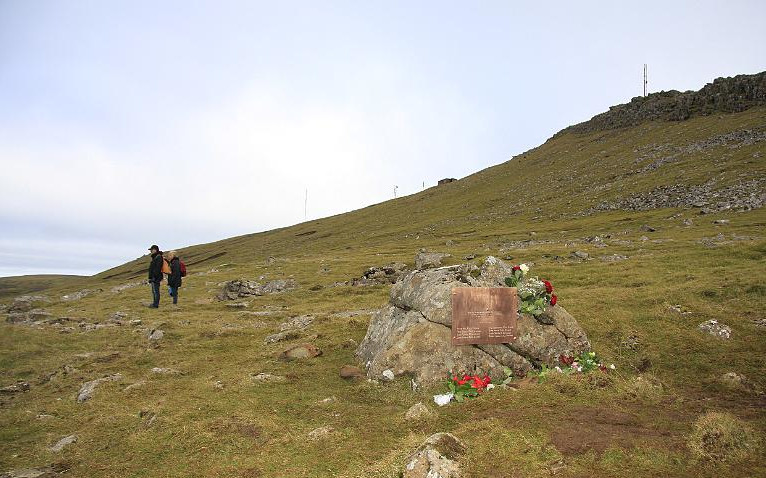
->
<box><xmin>1</xmin><ymin>1</ymin><xmax>765</xmax><ymax>277</ymax></box>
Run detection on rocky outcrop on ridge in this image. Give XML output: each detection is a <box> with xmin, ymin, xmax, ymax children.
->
<box><xmin>558</xmin><ymin>71</ymin><xmax>766</xmax><ymax>136</ymax></box>
<box><xmin>356</xmin><ymin>257</ymin><xmax>590</xmax><ymax>384</ymax></box>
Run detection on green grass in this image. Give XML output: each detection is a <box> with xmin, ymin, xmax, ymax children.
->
<box><xmin>1</xmin><ymin>108</ymin><xmax>765</xmax><ymax>477</ymax></box>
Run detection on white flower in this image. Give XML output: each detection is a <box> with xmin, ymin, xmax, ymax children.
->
<box><xmin>433</xmin><ymin>393</ymin><xmax>453</xmax><ymax>406</ymax></box>
<box><xmin>609</xmin><ymin>364</ymin><xmax>616</xmax><ymax>370</ymax></box>
<box><xmin>520</xmin><ymin>264</ymin><xmax>530</xmax><ymax>274</ymax></box>
<box><xmin>486</xmin><ymin>383</ymin><xmax>495</xmax><ymax>390</ymax></box>
<box><xmin>555</xmin><ymin>366</ymin><xmax>563</xmax><ymax>373</ymax></box>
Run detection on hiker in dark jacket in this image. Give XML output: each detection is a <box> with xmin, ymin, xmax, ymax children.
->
<box><xmin>147</xmin><ymin>245</ymin><xmax>163</xmax><ymax>308</ymax></box>
<box><xmin>166</xmin><ymin>250</ymin><xmax>182</xmax><ymax>305</ymax></box>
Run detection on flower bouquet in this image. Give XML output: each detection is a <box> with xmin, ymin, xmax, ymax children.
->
<box><xmin>434</xmin><ymin>373</ymin><xmax>493</xmax><ymax>406</ymax></box>
<box><xmin>505</xmin><ymin>263</ymin><xmax>557</xmax><ymax>317</ymax></box>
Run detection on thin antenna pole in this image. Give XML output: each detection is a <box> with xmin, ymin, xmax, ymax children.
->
<box><xmin>304</xmin><ymin>189</ymin><xmax>307</xmax><ymax>220</ymax></box>
<box><xmin>394</xmin><ymin>185</ymin><xmax>398</xmax><ymax>198</ymax></box>
<box><xmin>643</xmin><ymin>64</ymin><xmax>648</xmax><ymax>97</ymax></box>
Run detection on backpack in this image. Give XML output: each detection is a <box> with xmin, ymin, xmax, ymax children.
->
<box><xmin>180</xmin><ymin>260</ymin><xmax>187</xmax><ymax>277</ymax></box>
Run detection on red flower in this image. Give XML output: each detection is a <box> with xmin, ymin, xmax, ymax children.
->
<box><xmin>512</xmin><ymin>265</ymin><xmax>521</xmax><ymax>272</ymax></box>
<box><xmin>559</xmin><ymin>354</ymin><xmax>574</xmax><ymax>366</ymax></box>
<box><xmin>550</xmin><ymin>294</ymin><xmax>558</xmax><ymax>306</ymax></box>
<box><xmin>542</xmin><ymin>280</ymin><xmax>553</xmax><ymax>294</ymax></box>
<box><xmin>599</xmin><ymin>364</ymin><xmax>608</xmax><ymax>372</ymax></box>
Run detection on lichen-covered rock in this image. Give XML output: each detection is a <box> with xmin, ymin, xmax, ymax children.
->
<box><xmin>403</xmin><ymin>432</ymin><xmax>466</xmax><ymax>478</ymax></box>
<box><xmin>217</xmin><ymin>279</ymin><xmax>296</xmax><ymax>300</ymax></box>
<box><xmin>357</xmin><ymin>257</ymin><xmax>590</xmax><ymax>384</ymax></box>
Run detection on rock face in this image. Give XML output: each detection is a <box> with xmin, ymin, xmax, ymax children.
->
<box><xmin>217</xmin><ymin>279</ymin><xmax>296</xmax><ymax>300</ymax></box>
<box><xmin>351</xmin><ymin>263</ymin><xmax>409</xmax><ymax>286</ymax></box>
<box><xmin>403</xmin><ymin>432</ymin><xmax>466</xmax><ymax>478</ymax></box>
<box><xmin>357</xmin><ymin>257</ymin><xmax>590</xmax><ymax>384</ymax></box>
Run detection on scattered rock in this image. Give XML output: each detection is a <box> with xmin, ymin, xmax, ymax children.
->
<box><xmin>640</xmin><ymin>225</ymin><xmax>656</xmax><ymax>232</ymax></box>
<box><xmin>414</xmin><ymin>252</ymin><xmax>451</xmax><ymax>270</ymax></box>
<box><xmin>403</xmin><ymin>432</ymin><xmax>466</xmax><ymax>478</ymax></box>
<box><xmin>698</xmin><ymin>320</ymin><xmax>732</xmax><ymax>339</ymax></box>
<box><xmin>129</xmin><ymin>319</ymin><xmax>142</xmax><ymax>326</ymax></box>
<box><xmin>226</xmin><ymin>302</ymin><xmax>249</xmax><ymax>309</ymax></box>
<box><xmin>307</xmin><ymin>426</ymin><xmax>334</xmax><ymax>441</ymax></box>
<box><xmin>123</xmin><ymin>381</ymin><xmax>147</xmax><ymax>392</ymax></box>
<box><xmin>339</xmin><ymin>365</ymin><xmax>364</xmax><ymax>381</ymax></box>
<box><xmin>147</xmin><ymin>329</ymin><xmax>164</xmax><ymax>341</ymax></box>
<box><xmin>600</xmin><ymin>254</ymin><xmax>629</xmax><ymax>262</ymax></box>
<box><xmin>713</xmin><ymin>219</ymin><xmax>730</xmax><ymax>225</ymax></box>
<box><xmin>250</xmin><ymin>373</ymin><xmax>287</xmax><ymax>384</ymax></box>
<box><xmin>381</xmin><ymin>369</ymin><xmax>395</xmax><ymax>382</ymax></box>
<box><xmin>683</xmin><ymin>218</ymin><xmax>694</xmax><ymax>226</ymax></box>
<box><xmin>151</xmin><ymin>367</ymin><xmax>183</xmax><ymax>375</ymax></box>
<box><xmin>264</xmin><ymin>330</ymin><xmax>302</xmax><ymax>344</ymax></box>
<box><xmin>0</xmin><ymin>466</ymin><xmax>61</xmax><ymax>478</ymax></box>
<box><xmin>462</xmin><ymin>254</ymin><xmax>476</xmax><ymax>260</ymax></box>
<box><xmin>139</xmin><ymin>410</ymin><xmax>157</xmax><ymax>428</ymax></box>
<box><xmin>404</xmin><ymin>402</ymin><xmax>434</xmax><ymax>420</ymax></box>
<box><xmin>279</xmin><ymin>344</ymin><xmax>322</xmax><ymax>361</ymax></box>
<box><xmin>0</xmin><ymin>381</ymin><xmax>30</xmax><ymax>394</ymax></box>
<box><xmin>76</xmin><ymin>374</ymin><xmax>123</xmax><ymax>402</ymax></box>
<box><xmin>48</xmin><ymin>434</ymin><xmax>77</xmax><ymax>452</ymax></box>
<box><xmin>753</xmin><ymin>318</ymin><xmax>766</xmax><ymax>328</ymax></box>
<box><xmin>279</xmin><ymin>315</ymin><xmax>313</xmax><ymax>332</ymax></box>
<box><xmin>213</xmin><ymin>380</ymin><xmax>225</xmax><ymax>390</ymax></box>
<box><xmin>347</xmin><ymin>263</ymin><xmax>410</xmax><ymax>286</ymax></box>
<box><xmin>668</xmin><ymin>304</ymin><xmax>692</xmax><ymax>315</ymax></box>
<box><xmin>570</xmin><ymin>251</ymin><xmax>589</xmax><ymax>260</ymax></box>
<box><xmin>111</xmin><ymin>281</ymin><xmax>144</xmax><ymax>293</ymax></box>
<box><xmin>217</xmin><ymin>279</ymin><xmax>296</xmax><ymax>300</ymax></box>
<box><xmin>318</xmin><ymin>396</ymin><xmax>336</xmax><ymax>405</ymax></box>
<box><xmin>62</xmin><ymin>289</ymin><xmax>98</xmax><ymax>301</ymax></box>
<box><xmin>719</xmin><ymin>372</ymin><xmax>759</xmax><ymax>393</ymax></box>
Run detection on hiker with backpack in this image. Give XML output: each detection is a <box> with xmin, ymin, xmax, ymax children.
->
<box><xmin>147</xmin><ymin>245</ymin><xmax>164</xmax><ymax>308</ymax></box>
<box><xmin>166</xmin><ymin>250</ymin><xmax>183</xmax><ymax>305</ymax></box>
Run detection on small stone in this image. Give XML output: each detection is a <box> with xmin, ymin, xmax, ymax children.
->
<box><xmin>600</xmin><ymin>254</ymin><xmax>629</xmax><ymax>262</ymax></box>
<box><xmin>405</xmin><ymin>402</ymin><xmax>434</xmax><ymax>420</ymax></box>
<box><xmin>640</xmin><ymin>235</ymin><xmax>649</xmax><ymax>241</ymax></box>
<box><xmin>719</xmin><ymin>372</ymin><xmax>751</xmax><ymax>390</ymax></box>
<box><xmin>250</xmin><ymin>373</ymin><xmax>287</xmax><ymax>383</ymax></box>
<box><xmin>698</xmin><ymin>319</ymin><xmax>732</xmax><ymax>339</ymax></box>
<box><xmin>123</xmin><ymin>381</ymin><xmax>147</xmax><ymax>392</ymax></box>
<box><xmin>226</xmin><ymin>302</ymin><xmax>249</xmax><ymax>309</ymax></box>
<box><xmin>307</xmin><ymin>426</ymin><xmax>334</xmax><ymax>441</ymax></box>
<box><xmin>49</xmin><ymin>434</ymin><xmax>77</xmax><ymax>452</ymax></box>
<box><xmin>147</xmin><ymin>329</ymin><xmax>164</xmax><ymax>341</ymax></box>
<box><xmin>640</xmin><ymin>225</ymin><xmax>656</xmax><ymax>232</ymax></box>
<box><xmin>570</xmin><ymin>250</ymin><xmax>589</xmax><ymax>260</ymax></box>
<box><xmin>382</xmin><ymin>369</ymin><xmax>395</xmax><ymax>381</ymax></box>
<box><xmin>403</xmin><ymin>432</ymin><xmax>465</xmax><ymax>478</ymax></box>
<box><xmin>264</xmin><ymin>330</ymin><xmax>301</xmax><ymax>344</ymax></box>
<box><xmin>76</xmin><ymin>374</ymin><xmax>123</xmax><ymax>402</ymax></box>
<box><xmin>339</xmin><ymin>365</ymin><xmax>364</xmax><ymax>380</ymax></box>
<box><xmin>151</xmin><ymin>367</ymin><xmax>182</xmax><ymax>375</ymax></box>
<box><xmin>279</xmin><ymin>315</ymin><xmax>313</xmax><ymax>331</ymax></box>
<box><xmin>713</xmin><ymin>219</ymin><xmax>730</xmax><ymax>225</ymax></box>
<box><xmin>318</xmin><ymin>396</ymin><xmax>336</xmax><ymax>405</ymax></box>
<box><xmin>753</xmin><ymin>318</ymin><xmax>766</xmax><ymax>328</ymax></box>
<box><xmin>683</xmin><ymin>219</ymin><xmax>694</xmax><ymax>226</ymax></box>
<box><xmin>0</xmin><ymin>381</ymin><xmax>30</xmax><ymax>394</ymax></box>
<box><xmin>129</xmin><ymin>319</ymin><xmax>142</xmax><ymax>326</ymax></box>
<box><xmin>213</xmin><ymin>380</ymin><xmax>225</xmax><ymax>389</ymax></box>
<box><xmin>278</xmin><ymin>343</ymin><xmax>322</xmax><ymax>361</ymax></box>
<box><xmin>462</xmin><ymin>254</ymin><xmax>476</xmax><ymax>260</ymax></box>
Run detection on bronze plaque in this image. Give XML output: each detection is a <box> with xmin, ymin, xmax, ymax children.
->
<box><xmin>451</xmin><ymin>287</ymin><xmax>518</xmax><ymax>345</ymax></box>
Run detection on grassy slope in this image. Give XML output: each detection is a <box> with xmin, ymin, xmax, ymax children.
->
<box><xmin>1</xmin><ymin>107</ymin><xmax>765</xmax><ymax>477</ymax></box>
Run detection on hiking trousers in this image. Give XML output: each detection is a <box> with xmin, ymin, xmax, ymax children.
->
<box><xmin>151</xmin><ymin>281</ymin><xmax>161</xmax><ymax>307</ymax></box>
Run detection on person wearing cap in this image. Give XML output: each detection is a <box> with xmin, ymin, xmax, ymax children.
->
<box><xmin>166</xmin><ymin>250</ymin><xmax>182</xmax><ymax>305</ymax></box>
<box><xmin>147</xmin><ymin>245</ymin><xmax>164</xmax><ymax>308</ymax></box>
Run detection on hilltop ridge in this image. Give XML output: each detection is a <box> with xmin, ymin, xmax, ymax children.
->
<box><xmin>557</xmin><ymin>71</ymin><xmax>766</xmax><ymax>136</ymax></box>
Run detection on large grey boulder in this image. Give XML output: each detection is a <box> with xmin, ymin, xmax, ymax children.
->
<box><xmin>357</xmin><ymin>257</ymin><xmax>590</xmax><ymax>384</ymax></box>
<box><xmin>414</xmin><ymin>252</ymin><xmax>451</xmax><ymax>270</ymax></box>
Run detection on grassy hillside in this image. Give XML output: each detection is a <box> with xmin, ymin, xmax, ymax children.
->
<box><xmin>1</xmin><ymin>99</ymin><xmax>765</xmax><ymax>476</ymax></box>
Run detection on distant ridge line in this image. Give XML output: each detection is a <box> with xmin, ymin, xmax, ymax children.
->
<box><xmin>557</xmin><ymin>71</ymin><xmax>766</xmax><ymax>136</ymax></box>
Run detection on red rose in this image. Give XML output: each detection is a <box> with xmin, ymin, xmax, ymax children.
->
<box><xmin>512</xmin><ymin>265</ymin><xmax>520</xmax><ymax>272</ymax></box>
<box><xmin>550</xmin><ymin>294</ymin><xmax>557</xmax><ymax>306</ymax></box>
<box><xmin>542</xmin><ymin>280</ymin><xmax>553</xmax><ymax>294</ymax></box>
